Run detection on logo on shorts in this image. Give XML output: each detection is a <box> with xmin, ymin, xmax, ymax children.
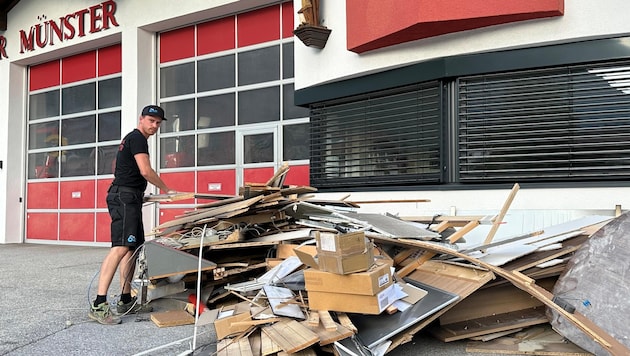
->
<box><xmin>127</xmin><ymin>235</ymin><xmax>136</xmax><ymax>243</ymax></box>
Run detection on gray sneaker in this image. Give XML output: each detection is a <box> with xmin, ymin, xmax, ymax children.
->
<box><xmin>117</xmin><ymin>296</ymin><xmax>153</xmax><ymax>315</ymax></box>
<box><xmin>89</xmin><ymin>302</ymin><xmax>121</xmax><ymax>325</ymax></box>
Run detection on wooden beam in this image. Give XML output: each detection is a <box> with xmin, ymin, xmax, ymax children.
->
<box><xmin>482</xmin><ymin>183</ymin><xmax>519</xmax><ymax>246</ymax></box>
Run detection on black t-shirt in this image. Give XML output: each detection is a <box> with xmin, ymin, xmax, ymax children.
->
<box><xmin>112</xmin><ymin>129</ymin><xmax>149</xmax><ymax>191</ymax></box>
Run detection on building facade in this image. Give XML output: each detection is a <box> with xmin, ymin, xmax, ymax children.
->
<box><xmin>1</xmin><ymin>0</ymin><xmax>630</xmax><ymax>245</ymax></box>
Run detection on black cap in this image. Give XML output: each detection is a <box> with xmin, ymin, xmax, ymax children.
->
<box><xmin>141</xmin><ymin>105</ymin><xmax>166</xmax><ymax>120</ymax></box>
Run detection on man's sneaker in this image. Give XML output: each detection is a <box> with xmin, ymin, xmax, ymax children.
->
<box><xmin>88</xmin><ymin>302</ymin><xmax>121</xmax><ymax>325</ymax></box>
<box><xmin>117</xmin><ymin>296</ymin><xmax>153</xmax><ymax>315</ymax></box>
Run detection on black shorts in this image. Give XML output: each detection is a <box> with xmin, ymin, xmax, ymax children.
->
<box><xmin>106</xmin><ymin>185</ymin><xmax>145</xmax><ymax>249</ymax></box>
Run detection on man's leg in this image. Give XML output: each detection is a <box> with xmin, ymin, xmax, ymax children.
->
<box><xmin>98</xmin><ymin>246</ymin><xmax>131</xmax><ymax>296</ymax></box>
<box><xmin>89</xmin><ymin>246</ymin><xmax>129</xmax><ymax>325</ymax></box>
<box><xmin>119</xmin><ymin>248</ymin><xmax>136</xmax><ymax>294</ymax></box>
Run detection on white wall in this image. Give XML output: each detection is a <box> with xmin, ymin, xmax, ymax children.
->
<box><xmin>294</xmin><ymin>0</ymin><xmax>630</xmax><ymax>89</ymax></box>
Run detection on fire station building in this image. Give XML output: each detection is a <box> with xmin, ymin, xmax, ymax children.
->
<box><xmin>1</xmin><ymin>0</ymin><xmax>630</xmax><ymax>246</ymax></box>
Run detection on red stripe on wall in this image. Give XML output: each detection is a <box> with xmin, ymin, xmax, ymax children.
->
<box><xmin>238</xmin><ymin>5</ymin><xmax>280</xmax><ymax>47</ymax></box>
<box><xmin>346</xmin><ymin>0</ymin><xmax>564</xmax><ymax>53</ymax></box>
<box><xmin>282</xmin><ymin>2</ymin><xmax>295</xmax><ymax>39</ymax></box>
<box><xmin>198</xmin><ymin>17</ymin><xmax>236</xmax><ymax>55</ymax></box>
<box><xmin>62</xmin><ymin>51</ymin><xmax>97</xmax><ymax>84</ymax></box>
<box><xmin>98</xmin><ymin>44</ymin><xmax>122</xmax><ymax>76</ymax></box>
<box><xmin>29</xmin><ymin>60</ymin><xmax>60</xmax><ymax>91</ymax></box>
<box><xmin>160</xmin><ymin>26</ymin><xmax>195</xmax><ymax>63</ymax></box>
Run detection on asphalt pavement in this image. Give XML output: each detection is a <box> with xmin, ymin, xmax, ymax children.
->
<box><xmin>0</xmin><ymin>243</ymin><xmax>495</xmax><ymax>356</ymax></box>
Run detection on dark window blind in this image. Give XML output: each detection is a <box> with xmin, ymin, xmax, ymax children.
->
<box><xmin>310</xmin><ymin>83</ymin><xmax>442</xmax><ymax>188</ymax></box>
<box><xmin>458</xmin><ymin>61</ymin><xmax>630</xmax><ymax>182</ymax></box>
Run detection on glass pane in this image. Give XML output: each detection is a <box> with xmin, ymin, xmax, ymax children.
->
<box><xmin>198</xmin><ymin>55</ymin><xmax>235</xmax><ymax>92</ymax></box>
<box><xmin>61</xmin><ymin>115</ymin><xmax>96</xmax><ymax>145</ymax></box>
<box><xmin>159</xmin><ymin>99</ymin><xmax>195</xmax><ymax>133</ymax></box>
<box><xmin>60</xmin><ymin>147</ymin><xmax>95</xmax><ymax>177</ymax></box>
<box><xmin>98</xmin><ymin>111</ymin><xmax>121</xmax><ymax>142</ymax></box>
<box><xmin>244</xmin><ymin>133</ymin><xmax>273</xmax><ymax>164</ymax></box>
<box><xmin>160</xmin><ymin>135</ymin><xmax>196</xmax><ymax>168</ymax></box>
<box><xmin>29</xmin><ymin>90</ymin><xmax>60</xmax><ymax>120</ymax></box>
<box><xmin>62</xmin><ymin>83</ymin><xmax>96</xmax><ymax>115</ymax></box>
<box><xmin>198</xmin><ymin>94</ymin><xmax>235</xmax><ymax>128</ymax></box>
<box><xmin>197</xmin><ymin>131</ymin><xmax>235</xmax><ymax>166</ymax></box>
<box><xmin>283</xmin><ymin>42</ymin><xmax>294</xmax><ymax>79</ymax></box>
<box><xmin>160</xmin><ymin>62</ymin><xmax>195</xmax><ymax>97</ymax></box>
<box><xmin>29</xmin><ymin>151</ymin><xmax>60</xmax><ymax>179</ymax></box>
<box><xmin>238</xmin><ymin>87</ymin><xmax>280</xmax><ymax>125</ymax></box>
<box><xmin>98</xmin><ymin>77</ymin><xmax>122</xmax><ymax>109</ymax></box>
<box><xmin>29</xmin><ymin>121</ymin><xmax>60</xmax><ymax>149</ymax></box>
<box><xmin>238</xmin><ymin>45</ymin><xmax>280</xmax><ymax>86</ymax></box>
<box><xmin>96</xmin><ymin>145</ymin><xmax>118</xmax><ymax>175</ymax></box>
<box><xmin>283</xmin><ymin>123</ymin><xmax>310</xmax><ymax>160</ymax></box>
<box><xmin>283</xmin><ymin>84</ymin><xmax>309</xmax><ymax>119</ymax></box>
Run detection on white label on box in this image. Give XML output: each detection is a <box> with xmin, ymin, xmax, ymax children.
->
<box><xmin>377</xmin><ymin>274</ymin><xmax>390</xmax><ymax>288</ymax></box>
<box><xmin>319</xmin><ymin>232</ymin><xmax>337</xmax><ymax>252</ymax></box>
<box><xmin>72</xmin><ymin>191</ymin><xmax>81</xmax><ymax>198</ymax></box>
<box><xmin>376</xmin><ymin>284</ymin><xmax>396</xmax><ymax>312</ymax></box>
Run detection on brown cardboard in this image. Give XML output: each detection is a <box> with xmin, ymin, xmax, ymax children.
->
<box><xmin>277</xmin><ymin>243</ymin><xmax>317</xmax><ymax>259</ymax></box>
<box><xmin>214</xmin><ymin>311</ymin><xmax>252</xmax><ymax>339</ymax></box>
<box><xmin>317</xmin><ymin>243</ymin><xmax>374</xmax><ymax>274</ymax></box>
<box><xmin>308</xmin><ymin>284</ymin><xmax>397</xmax><ymax>315</ymax></box>
<box><xmin>316</xmin><ymin>231</ymin><xmax>366</xmax><ymax>256</ymax></box>
<box><xmin>304</xmin><ymin>261</ymin><xmax>393</xmax><ymax>295</ymax></box>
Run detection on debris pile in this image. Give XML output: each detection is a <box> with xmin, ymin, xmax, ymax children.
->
<box><xmin>138</xmin><ymin>166</ymin><xmax>628</xmax><ymax>355</ymax></box>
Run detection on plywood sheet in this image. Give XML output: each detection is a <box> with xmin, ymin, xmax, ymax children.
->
<box><xmin>261</xmin><ymin>319</ymin><xmax>319</xmax><ymax>354</ymax></box>
<box><xmin>150</xmin><ymin>309</ymin><xmax>195</xmax><ymax>327</ymax></box>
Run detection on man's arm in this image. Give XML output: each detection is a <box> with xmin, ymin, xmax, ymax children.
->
<box><xmin>134</xmin><ymin>153</ymin><xmax>175</xmax><ymax>193</ymax></box>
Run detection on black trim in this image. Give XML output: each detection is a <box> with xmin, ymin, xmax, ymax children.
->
<box><xmin>295</xmin><ymin>36</ymin><xmax>630</xmax><ymax>106</ymax></box>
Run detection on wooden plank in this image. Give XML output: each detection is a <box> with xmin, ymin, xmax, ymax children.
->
<box><xmin>260</xmin><ymin>330</ymin><xmax>283</xmax><ymax>356</ymax></box>
<box><xmin>318</xmin><ymin>310</ymin><xmax>337</xmax><ymax>331</ymax></box>
<box><xmin>430</xmin><ymin>308</ymin><xmax>549</xmax><ymax>342</ymax></box>
<box><xmin>306</xmin><ymin>310</ymin><xmax>320</xmax><ymax>327</ymax></box>
<box><xmin>483</xmin><ymin>183</ymin><xmax>520</xmax><ymax>247</ymax></box>
<box><xmin>144</xmin><ymin>192</ymin><xmax>195</xmax><ymax>202</ymax></box>
<box><xmin>400</xmin><ymin>215</ymin><xmax>494</xmax><ymax>224</ymax></box>
<box><xmin>301</xmin><ymin>319</ymin><xmax>354</xmax><ymax>346</ymax></box>
<box><xmin>153</xmin><ymin>195</ymin><xmax>264</xmax><ymax>230</ymax></box>
<box><xmin>335</xmin><ymin>313</ymin><xmax>357</xmax><ymax>334</ymax></box>
<box><xmin>150</xmin><ymin>309</ymin><xmax>194</xmax><ymax>327</ymax></box>
<box><xmin>396</xmin><ymin>219</ymin><xmax>478</xmax><ymax>278</ymax></box>
<box><xmin>466</xmin><ymin>325</ymin><xmax>592</xmax><ymax>356</ymax></box>
<box><xmin>217</xmin><ymin>337</ymin><xmax>254</xmax><ymax>356</ymax></box>
<box><xmin>265</xmin><ymin>162</ymin><xmax>290</xmax><ymax>187</ymax></box>
<box><xmin>261</xmin><ymin>319</ymin><xmax>319</xmax><ymax>354</ymax></box>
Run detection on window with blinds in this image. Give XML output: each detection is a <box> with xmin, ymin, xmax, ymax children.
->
<box><xmin>458</xmin><ymin>61</ymin><xmax>630</xmax><ymax>183</ymax></box>
<box><xmin>310</xmin><ymin>83</ymin><xmax>442</xmax><ymax>188</ymax></box>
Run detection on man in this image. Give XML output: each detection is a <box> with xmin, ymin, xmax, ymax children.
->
<box><xmin>89</xmin><ymin>105</ymin><xmax>175</xmax><ymax>325</ymax></box>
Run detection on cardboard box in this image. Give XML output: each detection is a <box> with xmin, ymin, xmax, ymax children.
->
<box><xmin>304</xmin><ymin>261</ymin><xmax>393</xmax><ymax>295</ymax></box>
<box><xmin>316</xmin><ymin>231</ymin><xmax>366</xmax><ymax>256</ymax></box>
<box><xmin>308</xmin><ymin>284</ymin><xmax>397</xmax><ymax>315</ymax></box>
<box><xmin>319</xmin><ymin>243</ymin><xmax>374</xmax><ymax>274</ymax></box>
